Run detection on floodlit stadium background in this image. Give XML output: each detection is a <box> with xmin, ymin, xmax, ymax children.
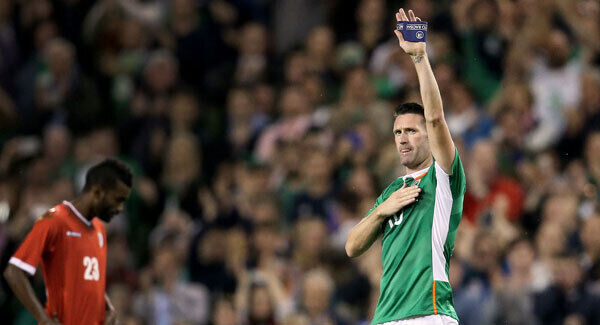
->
<box><xmin>1</xmin><ymin>0</ymin><xmax>600</xmax><ymax>324</ymax></box>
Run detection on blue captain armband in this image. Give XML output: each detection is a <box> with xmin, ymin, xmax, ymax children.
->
<box><xmin>396</xmin><ymin>21</ymin><xmax>428</xmax><ymax>42</ymax></box>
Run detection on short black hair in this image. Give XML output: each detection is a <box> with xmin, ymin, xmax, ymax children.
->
<box><xmin>393</xmin><ymin>102</ymin><xmax>425</xmax><ymax>119</ymax></box>
<box><xmin>83</xmin><ymin>158</ymin><xmax>132</xmax><ymax>191</ymax></box>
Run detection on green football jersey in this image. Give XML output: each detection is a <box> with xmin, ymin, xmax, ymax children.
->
<box><xmin>368</xmin><ymin>148</ymin><xmax>466</xmax><ymax>324</ymax></box>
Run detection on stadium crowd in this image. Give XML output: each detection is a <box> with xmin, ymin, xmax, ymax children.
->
<box><xmin>1</xmin><ymin>0</ymin><xmax>600</xmax><ymax>324</ymax></box>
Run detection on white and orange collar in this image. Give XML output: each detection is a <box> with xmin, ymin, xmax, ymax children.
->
<box><xmin>403</xmin><ymin>166</ymin><xmax>430</xmax><ymax>181</ymax></box>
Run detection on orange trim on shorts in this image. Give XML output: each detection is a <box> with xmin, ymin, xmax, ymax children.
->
<box><xmin>432</xmin><ymin>281</ymin><xmax>438</xmax><ymax>314</ymax></box>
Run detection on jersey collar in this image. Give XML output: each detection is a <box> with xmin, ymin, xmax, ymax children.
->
<box><xmin>403</xmin><ymin>165</ymin><xmax>430</xmax><ymax>181</ymax></box>
<box><xmin>63</xmin><ymin>200</ymin><xmax>92</xmax><ymax>227</ymax></box>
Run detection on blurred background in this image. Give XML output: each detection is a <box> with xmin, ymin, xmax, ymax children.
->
<box><xmin>0</xmin><ymin>0</ymin><xmax>599</xmax><ymax>324</ymax></box>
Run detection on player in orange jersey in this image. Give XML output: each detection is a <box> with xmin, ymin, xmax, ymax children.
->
<box><xmin>4</xmin><ymin>159</ymin><xmax>132</xmax><ymax>325</ymax></box>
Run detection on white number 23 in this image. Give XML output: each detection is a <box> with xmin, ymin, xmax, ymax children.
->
<box><xmin>83</xmin><ymin>256</ymin><xmax>100</xmax><ymax>281</ymax></box>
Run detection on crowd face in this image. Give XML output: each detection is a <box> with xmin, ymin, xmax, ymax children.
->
<box><xmin>581</xmin><ymin>216</ymin><xmax>600</xmax><ymax>254</ymax></box>
<box><xmin>468</xmin><ymin>140</ymin><xmax>498</xmax><ymax>186</ymax></box>
<box><xmin>169</xmin><ymin>93</ymin><xmax>199</xmax><ymax>133</ymax></box>
<box><xmin>144</xmin><ymin>52</ymin><xmax>178</xmax><ymax>93</ymax></box>
<box><xmin>302</xmin><ymin>150</ymin><xmax>332</xmax><ymax>185</ymax></box>
<box><xmin>585</xmin><ymin>132</ymin><xmax>600</xmax><ymax>168</ymax></box>
<box><xmin>280</xmin><ymin>86</ymin><xmax>311</xmax><ymax>118</ymax></box>
<box><xmin>163</xmin><ymin>134</ymin><xmax>201</xmax><ymax>189</ymax></box>
<box><xmin>302</xmin><ymin>270</ymin><xmax>333</xmax><ymax>317</ymax></box>
<box><xmin>471</xmin><ymin>232</ymin><xmax>498</xmax><ymax>272</ymax></box>
<box><xmin>306</xmin><ymin>26</ymin><xmax>335</xmax><ymax>62</ymax></box>
<box><xmin>212</xmin><ymin>298</ymin><xmax>238</xmax><ymax>325</ymax></box>
<box><xmin>536</xmin><ymin>222</ymin><xmax>567</xmax><ymax>258</ymax></box>
<box><xmin>357</xmin><ymin>0</ymin><xmax>385</xmax><ymax>26</ymax></box>
<box><xmin>508</xmin><ymin>240</ymin><xmax>535</xmax><ymax>272</ymax></box>
<box><xmin>42</xmin><ymin>125</ymin><xmax>71</xmax><ymax>165</ymax></box>
<box><xmin>581</xmin><ymin>72</ymin><xmax>600</xmax><ymax>111</ymax></box>
<box><xmin>226</xmin><ymin>88</ymin><xmax>253</xmax><ymax>121</ymax></box>
<box><xmin>342</xmin><ymin>67</ymin><xmax>375</xmax><ymax>105</ymax></box>
<box><xmin>472</xmin><ymin>0</ymin><xmax>497</xmax><ymax>31</ymax></box>
<box><xmin>296</xmin><ymin>219</ymin><xmax>328</xmax><ymax>256</ymax></box>
<box><xmin>44</xmin><ymin>39</ymin><xmax>75</xmax><ymax>79</ymax></box>
<box><xmin>240</xmin><ymin>23</ymin><xmax>268</xmax><ymax>56</ymax></box>
<box><xmin>545</xmin><ymin>29</ymin><xmax>570</xmax><ymax>68</ymax></box>
<box><xmin>173</xmin><ymin>0</ymin><xmax>195</xmax><ymax>18</ymax></box>
<box><xmin>542</xmin><ymin>195</ymin><xmax>578</xmax><ymax>233</ymax></box>
<box><xmin>554</xmin><ymin>257</ymin><xmax>583</xmax><ymax>291</ymax></box>
<box><xmin>120</xmin><ymin>19</ymin><xmax>145</xmax><ymax>51</ymax></box>
<box><xmin>250</xmin><ymin>285</ymin><xmax>274</xmax><ymax>321</ymax></box>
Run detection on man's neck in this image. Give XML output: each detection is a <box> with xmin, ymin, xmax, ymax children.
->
<box><xmin>69</xmin><ymin>195</ymin><xmax>94</xmax><ymax>222</ymax></box>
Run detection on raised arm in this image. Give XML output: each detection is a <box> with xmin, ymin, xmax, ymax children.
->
<box><xmin>394</xmin><ymin>9</ymin><xmax>455</xmax><ymax>173</ymax></box>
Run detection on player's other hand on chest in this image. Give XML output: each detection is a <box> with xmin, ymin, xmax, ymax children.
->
<box><xmin>375</xmin><ymin>184</ymin><xmax>421</xmax><ymax>217</ymax></box>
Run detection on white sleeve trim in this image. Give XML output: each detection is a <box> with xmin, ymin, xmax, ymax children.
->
<box><xmin>9</xmin><ymin>257</ymin><xmax>36</xmax><ymax>276</ymax></box>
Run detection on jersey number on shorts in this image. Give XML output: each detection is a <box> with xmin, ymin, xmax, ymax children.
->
<box><xmin>83</xmin><ymin>256</ymin><xmax>100</xmax><ymax>281</ymax></box>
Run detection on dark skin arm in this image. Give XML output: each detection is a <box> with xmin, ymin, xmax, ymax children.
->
<box><xmin>3</xmin><ymin>264</ymin><xmax>61</xmax><ymax>324</ymax></box>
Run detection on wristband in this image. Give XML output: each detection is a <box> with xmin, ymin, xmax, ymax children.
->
<box><xmin>396</xmin><ymin>21</ymin><xmax>428</xmax><ymax>42</ymax></box>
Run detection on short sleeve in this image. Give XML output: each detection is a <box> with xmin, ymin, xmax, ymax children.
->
<box><xmin>434</xmin><ymin>148</ymin><xmax>466</xmax><ymax>198</ymax></box>
<box><xmin>10</xmin><ymin>211</ymin><xmax>60</xmax><ymax>276</ymax></box>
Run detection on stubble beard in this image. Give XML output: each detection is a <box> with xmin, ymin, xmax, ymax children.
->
<box><xmin>399</xmin><ymin>150</ymin><xmax>417</xmax><ymax>169</ymax></box>
<box><xmin>399</xmin><ymin>148</ymin><xmax>428</xmax><ymax>170</ymax></box>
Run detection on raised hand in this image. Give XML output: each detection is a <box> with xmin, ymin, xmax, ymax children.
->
<box><xmin>393</xmin><ymin>8</ymin><xmax>426</xmax><ymax>58</ymax></box>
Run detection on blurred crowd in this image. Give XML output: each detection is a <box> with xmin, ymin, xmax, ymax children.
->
<box><xmin>0</xmin><ymin>0</ymin><xmax>600</xmax><ymax>324</ymax></box>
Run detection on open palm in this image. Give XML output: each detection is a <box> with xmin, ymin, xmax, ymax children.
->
<box><xmin>394</xmin><ymin>9</ymin><xmax>426</xmax><ymax>57</ymax></box>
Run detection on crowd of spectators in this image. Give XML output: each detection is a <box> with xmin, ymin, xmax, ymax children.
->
<box><xmin>1</xmin><ymin>0</ymin><xmax>600</xmax><ymax>324</ymax></box>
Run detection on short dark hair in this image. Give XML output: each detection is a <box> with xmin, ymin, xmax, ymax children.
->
<box><xmin>83</xmin><ymin>159</ymin><xmax>132</xmax><ymax>191</ymax></box>
<box><xmin>393</xmin><ymin>102</ymin><xmax>425</xmax><ymax>119</ymax></box>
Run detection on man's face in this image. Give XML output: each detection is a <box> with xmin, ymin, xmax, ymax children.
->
<box><xmin>94</xmin><ymin>181</ymin><xmax>130</xmax><ymax>222</ymax></box>
<box><xmin>393</xmin><ymin>113</ymin><xmax>430</xmax><ymax>169</ymax></box>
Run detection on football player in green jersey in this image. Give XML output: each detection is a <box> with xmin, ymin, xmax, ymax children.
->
<box><xmin>345</xmin><ymin>8</ymin><xmax>466</xmax><ymax>325</ymax></box>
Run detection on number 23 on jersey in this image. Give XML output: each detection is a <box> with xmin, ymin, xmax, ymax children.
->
<box><xmin>83</xmin><ymin>256</ymin><xmax>100</xmax><ymax>281</ymax></box>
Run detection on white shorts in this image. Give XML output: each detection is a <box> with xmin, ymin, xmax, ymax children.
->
<box><xmin>381</xmin><ymin>314</ymin><xmax>458</xmax><ymax>325</ymax></box>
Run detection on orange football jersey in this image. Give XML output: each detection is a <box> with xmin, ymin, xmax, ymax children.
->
<box><xmin>10</xmin><ymin>201</ymin><xmax>107</xmax><ymax>324</ymax></box>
